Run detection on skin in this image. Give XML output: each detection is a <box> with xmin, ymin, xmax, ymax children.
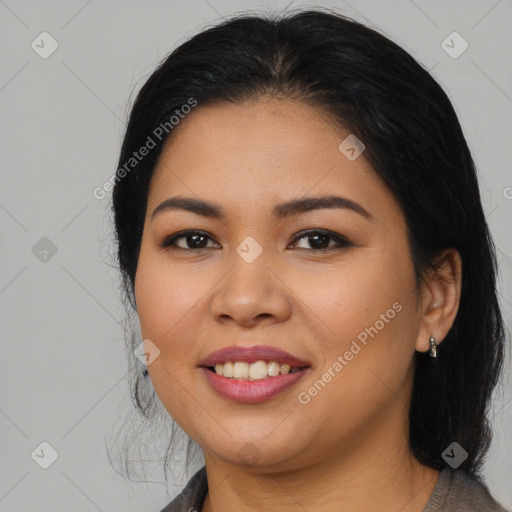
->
<box><xmin>134</xmin><ymin>97</ymin><xmax>462</xmax><ymax>512</ymax></box>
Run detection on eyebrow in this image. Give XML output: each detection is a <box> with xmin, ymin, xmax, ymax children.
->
<box><xmin>151</xmin><ymin>195</ymin><xmax>374</xmax><ymax>221</ymax></box>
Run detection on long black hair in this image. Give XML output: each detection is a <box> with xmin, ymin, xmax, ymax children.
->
<box><xmin>110</xmin><ymin>7</ymin><xmax>506</xmax><ymax>481</ymax></box>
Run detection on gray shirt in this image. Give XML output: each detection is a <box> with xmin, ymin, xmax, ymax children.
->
<box><xmin>159</xmin><ymin>465</ymin><xmax>510</xmax><ymax>511</ymax></box>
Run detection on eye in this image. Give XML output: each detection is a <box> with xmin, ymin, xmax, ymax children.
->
<box><xmin>159</xmin><ymin>230</ymin><xmax>220</xmax><ymax>250</ymax></box>
<box><xmin>159</xmin><ymin>229</ymin><xmax>352</xmax><ymax>252</ymax></box>
<box><xmin>288</xmin><ymin>229</ymin><xmax>352</xmax><ymax>251</ymax></box>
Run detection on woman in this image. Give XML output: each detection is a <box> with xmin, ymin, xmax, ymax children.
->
<box><xmin>111</xmin><ymin>8</ymin><xmax>509</xmax><ymax>512</ymax></box>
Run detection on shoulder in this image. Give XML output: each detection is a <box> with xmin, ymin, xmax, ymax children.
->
<box><xmin>158</xmin><ymin>466</ymin><xmax>208</xmax><ymax>512</ymax></box>
<box><xmin>424</xmin><ymin>467</ymin><xmax>510</xmax><ymax>512</ymax></box>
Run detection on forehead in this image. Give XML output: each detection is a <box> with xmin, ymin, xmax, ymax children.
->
<box><xmin>147</xmin><ymin>98</ymin><xmax>399</xmax><ymax>224</ymax></box>
<box><xmin>158</xmin><ymin>98</ymin><xmax>348</xmax><ymax>158</ymax></box>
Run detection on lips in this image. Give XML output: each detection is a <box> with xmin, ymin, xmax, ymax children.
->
<box><xmin>199</xmin><ymin>345</ymin><xmax>312</xmax><ymax>403</ymax></box>
<box><xmin>199</xmin><ymin>345</ymin><xmax>311</xmax><ymax>368</ymax></box>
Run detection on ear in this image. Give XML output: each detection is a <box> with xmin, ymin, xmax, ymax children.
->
<box><xmin>415</xmin><ymin>248</ymin><xmax>462</xmax><ymax>353</ymax></box>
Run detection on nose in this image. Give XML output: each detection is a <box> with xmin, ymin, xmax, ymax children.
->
<box><xmin>209</xmin><ymin>252</ymin><xmax>292</xmax><ymax>328</ymax></box>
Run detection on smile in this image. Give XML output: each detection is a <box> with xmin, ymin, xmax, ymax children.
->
<box><xmin>199</xmin><ymin>345</ymin><xmax>312</xmax><ymax>403</ymax></box>
<box><xmin>210</xmin><ymin>360</ymin><xmax>303</xmax><ymax>379</ymax></box>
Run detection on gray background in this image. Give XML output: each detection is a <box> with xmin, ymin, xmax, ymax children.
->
<box><xmin>1</xmin><ymin>0</ymin><xmax>511</xmax><ymax>510</ymax></box>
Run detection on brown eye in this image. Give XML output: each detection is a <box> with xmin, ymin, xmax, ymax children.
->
<box><xmin>159</xmin><ymin>230</ymin><xmax>220</xmax><ymax>250</ymax></box>
<box><xmin>289</xmin><ymin>229</ymin><xmax>352</xmax><ymax>251</ymax></box>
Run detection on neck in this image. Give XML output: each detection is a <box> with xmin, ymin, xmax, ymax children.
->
<box><xmin>202</xmin><ymin>460</ymin><xmax>439</xmax><ymax>512</ymax></box>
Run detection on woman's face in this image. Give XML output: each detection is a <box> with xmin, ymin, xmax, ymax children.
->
<box><xmin>134</xmin><ymin>98</ymin><xmax>426</xmax><ymax>471</ymax></box>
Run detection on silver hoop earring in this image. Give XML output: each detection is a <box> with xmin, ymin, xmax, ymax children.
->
<box><xmin>429</xmin><ymin>337</ymin><xmax>437</xmax><ymax>358</ymax></box>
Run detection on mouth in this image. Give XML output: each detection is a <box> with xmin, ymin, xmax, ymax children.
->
<box><xmin>199</xmin><ymin>345</ymin><xmax>312</xmax><ymax>403</ymax></box>
<box><xmin>204</xmin><ymin>361</ymin><xmax>307</xmax><ymax>380</ymax></box>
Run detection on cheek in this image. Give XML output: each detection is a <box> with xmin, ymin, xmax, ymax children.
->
<box><xmin>293</xmin><ymin>244</ymin><xmax>418</xmax><ymax>400</ymax></box>
<box><xmin>135</xmin><ymin>250</ymin><xmax>205</xmax><ymax>341</ymax></box>
<box><xmin>292</xmin><ymin>248</ymin><xmax>413</xmax><ymax>344</ymax></box>
<box><xmin>134</xmin><ymin>252</ymin><xmax>206</xmax><ymax>423</ymax></box>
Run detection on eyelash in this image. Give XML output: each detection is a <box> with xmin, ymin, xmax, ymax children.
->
<box><xmin>158</xmin><ymin>229</ymin><xmax>352</xmax><ymax>252</ymax></box>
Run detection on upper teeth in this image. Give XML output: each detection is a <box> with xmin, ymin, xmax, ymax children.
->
<box><xmin>213</xmin><ymin>361</ymin><xmax>300</xmax><ymax>380</ymax></box>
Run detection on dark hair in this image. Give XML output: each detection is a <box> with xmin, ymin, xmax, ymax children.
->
<box><xmin>110</xmin><ymin>7</ymin><xmax>506</xmax><ymax>482</ymax></box>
